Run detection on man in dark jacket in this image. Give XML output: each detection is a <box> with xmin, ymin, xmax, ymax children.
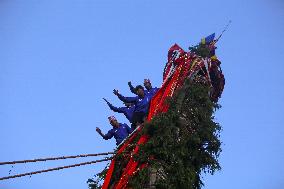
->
<box><xmin>143</xmin><ymin>79</ymin><xmax>159</xmax><ymax>99</ymax></box>
<box><xmin>128</xmin><ymin>79</ymin><xmax>159</xmax><ymax>99</ymax></box>
<box><xmin>96</xmin><ymin>116</ymin><xmax>132</xmax><ymax>145</ymax></box>
<box><xmin>103</xmin><ymin>98</ymin><xmax>135</xmax><ymax>124</ymax></box>
<box><xmin>113</xmin><ymin>85</ymin><xmax>150</xmax><ymax>129</ymax></box>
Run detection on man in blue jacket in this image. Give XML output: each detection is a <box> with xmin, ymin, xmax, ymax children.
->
<box><xmin>128</xmin><ymin>79</ymin><xmax>159</xmax><ymax>99</ymax></box>
<box><xmin>113</xmin><ymin>85</ymin><xmax>150</xmax><ymax>129</ymax></box>
<box><xmin>103</xmin><ymin>98</ymin><xmax>135</xmax><ymax>124</ymax></box>
<box><xmin>96</xmin><ymin>116</ymin><xmax>132</xmax><ymax>145</ymax></box>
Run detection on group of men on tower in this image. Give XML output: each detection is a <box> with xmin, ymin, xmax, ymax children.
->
<box><xmin>96</xmin><ymin>79</ymin><xmax>159</xmax><ymax>146</ymax></box>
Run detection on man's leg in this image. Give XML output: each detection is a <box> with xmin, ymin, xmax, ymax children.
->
<box><xmin>131</xmin><ymin>112</ymin><xmax>146</xmax><ymax>130</ymax></box>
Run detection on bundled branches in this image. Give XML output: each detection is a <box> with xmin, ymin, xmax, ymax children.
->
<box><xmin>88</xmin><ymin>80</ymin><xmax>222</xmax><ymax>189</ymax></box>
<box><xmin>128</xmin><ymin>80</ymin><xmax>222</xmax><ymax>189</ymax></box>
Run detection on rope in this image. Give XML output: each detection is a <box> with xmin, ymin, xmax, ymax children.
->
<box><xmin>0</xmin><ymin>152</ymin><xmax>115</xmax><ymax>166</ymax></box>
<box><xmin>214</xmin><ymin>20</ymin><xmax>232</xmax><ymax>44</ymax></box>
<box><xmin>0</xmin><ymin>157</ymin><xmax>112</xmax><ymax>181</ymax></box>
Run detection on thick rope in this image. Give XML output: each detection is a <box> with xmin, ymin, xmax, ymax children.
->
<box><xmin>0</xmin><ymin>152</ymin><xmax>115</xmax><ymax>166</ymax></box>
<box><xmin>0</xmin><ymin>157</ymin><xmax>112</xmax><ymax>181</ymax></box>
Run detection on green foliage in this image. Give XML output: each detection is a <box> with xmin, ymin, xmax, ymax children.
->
<box><xmin>87</xmin><ymin>165</ymin><xmax>108</xmax><ymax>189</ymax></box>
<box><xmin>87</xmin><ymin>79</ymin><xmax>222</xmax><ymax>189</ymax></box>
<box><xmin>86</xmin><ymin>140</ymin><xmax>141</xmax><ymax>188</ymax></box>
<box><xmin>189</xmin><ymin>43</ymin><xmax>211</xmax><ymax>58</ymax></box>
<box><xmin>130</xmin><ymin>80</ymin><xmax>222</xmax><ymax>189</ymax></box>
<box><xmin>87</xmin><ymin>178</ymin><xmax>99</xmax><ymax>189</ymax></box>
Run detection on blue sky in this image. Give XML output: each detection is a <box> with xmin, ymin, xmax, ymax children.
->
<box><xmin>0</xmin><ymin>0</ymin><xmax>283</xmax><ymax>189</ymax></box>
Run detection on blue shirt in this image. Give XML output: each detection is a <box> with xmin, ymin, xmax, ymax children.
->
<box><xmin>128</xmin><ymin>83</ymin><xmax>159</xmax><ymax>99</ymax></box>
<box><xmin>103</xmin><ymin>123</ymin><xmax>132</xmax><ymax>145</ymax></box>
<box><xmin>117</xmin><ymin>93</ymin><xmax>151</xmax><ymax>114</ymax></box>
<box><xmin>108</xmin><ymin>104</ymin><xmax>135</xmax><ymax>123</ymax></box>
<box><xmin>145</xmin><ymin>87</ymin><xmax>159</xmax><ymax>99</ymax></box>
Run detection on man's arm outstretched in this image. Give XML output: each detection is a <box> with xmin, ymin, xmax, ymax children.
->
<box><xmin>96</xmin><ymin>127</ymin><xmax>113</xmax><ymax>140</ymax></box>
<box><xmin>128</xmin><ymin>81</ymin><xmax>137</xmax><ymax>94</ymax></box>
<box><xmin>113</xmin><ymin>89</ymin><xmax>137</xmax><ymax>103</ymax></box>
<box><xmin>103</xmin><ymin>98</ymin><xmax>123</xmax><ymax>113</ymax></box>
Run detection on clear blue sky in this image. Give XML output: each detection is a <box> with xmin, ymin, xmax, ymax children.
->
<box><xmin>0</xmin><ymin>0</ymin><xmax>283</xmax><ymax>189</ymax></box>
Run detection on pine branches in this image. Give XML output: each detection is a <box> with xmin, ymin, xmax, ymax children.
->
<box><xmin>129</xmin><ymin>81</ymin><xmax>222</xmax><ymax>189</ymax></box>
<box><xmin>88</xmin><ymin>80</ymin><xmax>222</xmax><ymax>189</ymax></box>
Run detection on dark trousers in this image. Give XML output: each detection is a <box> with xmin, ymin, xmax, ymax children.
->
<box><xmin>131</xmin><ymin>111</ymin><xmax>146</xmax><ymax>130</ymax></box>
